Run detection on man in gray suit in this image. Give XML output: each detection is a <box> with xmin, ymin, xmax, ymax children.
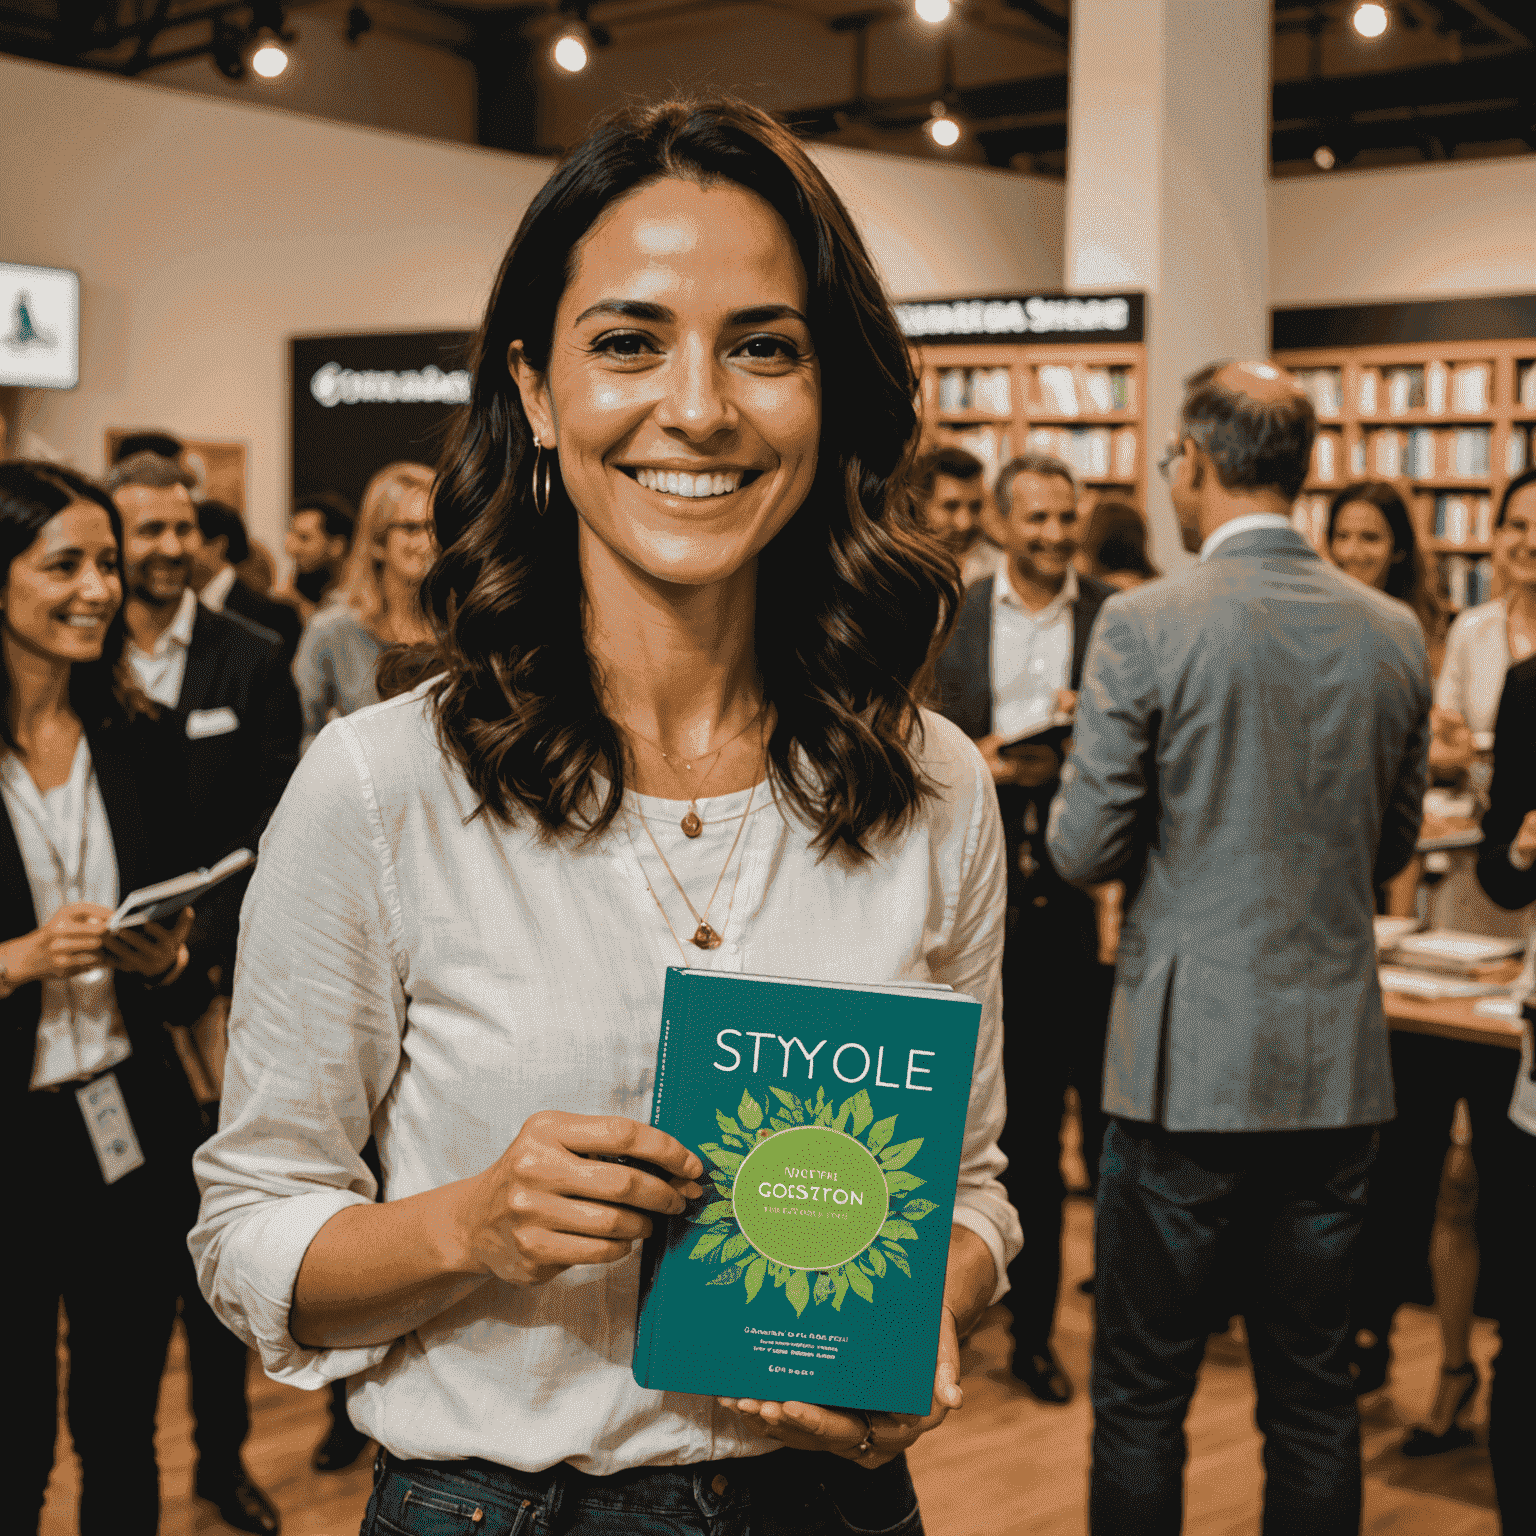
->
<box><xmin>1048</xmin><ymin>361</ymin><xmax>1431</xmax><ymax>1536</ymax></box>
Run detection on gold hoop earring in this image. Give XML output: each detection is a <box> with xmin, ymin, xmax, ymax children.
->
<box><xmin>533</xmin><ymin>441</ymin><xmax>553</xmax><ymax>517</ymax></box>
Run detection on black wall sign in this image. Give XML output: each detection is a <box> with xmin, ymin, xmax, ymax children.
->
<box><xmin>290</xmin><ymin>330</ymin><xmax>476</xmax><ymax>513</ymax></box>
<box><xmin>894</xmin><ymin>292</ymin><xmax>1145</xmax><ymax>345</ymax></box>
<box><xmin>1272</xmin><ymin>294</ymin><xmax>1536</xmax><ymax>351</ymax></box>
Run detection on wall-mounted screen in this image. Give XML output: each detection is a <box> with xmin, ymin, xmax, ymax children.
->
<box><xmin>1</xmin><ymin>262</ymin><xmax>80</xmax><ymax>389</ymax></box>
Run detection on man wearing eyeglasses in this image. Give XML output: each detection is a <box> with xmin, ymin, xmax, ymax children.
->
<box><xmin>1049</xmin><ymin>362</ymin><xmax>1431</xmax><ymax>1536</ymax></box>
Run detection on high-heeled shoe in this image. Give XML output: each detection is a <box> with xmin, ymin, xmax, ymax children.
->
<box><xmin>1400</xmin><ymin>1361</ymin><xmax>1479</xmax><ymax>1457</ymax></box>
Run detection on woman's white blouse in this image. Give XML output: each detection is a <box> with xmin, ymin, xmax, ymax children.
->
<box><xmin>1435</xmin><ymin>599</ymin><xmax>1510</xmax><ymax>737</ymax></box>
<box><xmin>1</xmin><ymin>737</ymin><xmax>128</xmax><ymax>1089</ymax></box>
<box><xmin>191</xmin><ymin>687</ymin><xmax>1019</xmax><ymax>1475</ymax></box>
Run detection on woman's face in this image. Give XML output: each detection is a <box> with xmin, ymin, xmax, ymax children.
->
<box><xmin>379</xmin><ymin>488</ymin><xmax>436</xmax><ymax>588</ymax></box>
<box><xmin>1</xmin><ymin>503</ymin><xmax>121</xmax><ymax>668</ymax></box>
<box><xmin>1330</xmin><ymin>500</ymin><xmax>1398</xmax><ymax>591</ymax></box>
<box><xmin>512</xmin><ymin>176</ymin><xmax>821</xmax><ymax>589</ymax></box>
<box><xmin>1494</xmin><ymin>483</ymin><xmax>1536</xmax><ymax>593</ymax></box>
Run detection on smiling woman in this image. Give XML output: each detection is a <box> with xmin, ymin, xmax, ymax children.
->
<box><xmin>192</xmin><ymin>97</ymin><xmax>1019</xmax><ymax>1536</ymax></box>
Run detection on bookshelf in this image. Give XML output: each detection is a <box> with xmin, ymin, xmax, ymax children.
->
<box><xmin>1277</xmin><ymin>338</ymin><xmax>1536</xmax><ymax>614</ymax></box>
<box><xmin>910</xmin><ymin>341</ymin><xmax>1148</xmax><ymax>517</ymax></box>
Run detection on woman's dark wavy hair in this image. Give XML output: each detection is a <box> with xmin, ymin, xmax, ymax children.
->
<box><xmin>1326</xmin><ymin>479</ymin><xmax>1442</xmax><ymax>639</ymax></box>
<box><xmin>423</xmin><ymin>96</ymin><xmax>959</xmax><ymax>858</ymax></box>
<box><xmin>0</xmin><ymin>461</ymin><xmax>136</xmax><ymax>752</ymax></box>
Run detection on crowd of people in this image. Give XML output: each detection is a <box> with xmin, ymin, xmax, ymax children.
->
<box><xmin>4</xmin><ymin>95</ymin><xmax>1532</xmax><ymax>1536</ymax></box>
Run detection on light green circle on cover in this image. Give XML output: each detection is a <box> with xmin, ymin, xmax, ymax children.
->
<box><xmin>733</xmin><ymin>1126</ymin><xmax>890</xmax><ymax>1271</ymax></box>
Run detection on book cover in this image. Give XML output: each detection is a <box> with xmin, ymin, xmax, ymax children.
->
<box><xmin>632</xmin><ymin>968</ymin><xmax>982</xmax><ymax>1415</ymax></box>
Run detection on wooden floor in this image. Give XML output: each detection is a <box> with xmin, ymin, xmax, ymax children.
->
<box><xmin>43</xmin><ymin>1204</ymin><xmax>1500</xmax><ymax>1536</ymax></box>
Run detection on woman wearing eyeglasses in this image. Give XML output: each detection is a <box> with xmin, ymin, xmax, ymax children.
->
<box><xmin>291</xmin><ymin>461</ymin><xmax>436</xmax><ymax>754</ymax></box>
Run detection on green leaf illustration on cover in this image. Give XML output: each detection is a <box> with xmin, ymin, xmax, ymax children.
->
<box><xmin>689</xmin><ymin>1085</ymin><xmax>934</xmax><ymax>1317</ymax></box>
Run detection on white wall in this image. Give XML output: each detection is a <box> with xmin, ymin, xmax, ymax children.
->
<box><xmin>1269</xmin><ymin>157</ymin><xmax>1536</xmax><ymax>307</ymax></box>
<box><xmin>0</xmin><ymin>54</ymin><xmax>1064</xmax><ymax>563</ymax></box>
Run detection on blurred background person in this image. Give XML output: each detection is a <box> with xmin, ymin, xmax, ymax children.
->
<box><xmin>292</xmin><ymin>461</ymin><xmax>436</xmax><ymax>756</ymax></box>
<box><xmin>1434</xmin><ymin>467</ymin><xmax>1536</xmax><ymax>771</ymax></box>
<box><xmin>934</xmin><ymin>450</ymin><xmax>1114</xmax><ymax>1405</ymax></box>
<box><xmin>109</xmin><ymin>429</ymin><xmax>186</xmax><ymax>467</ymax></box>
<box><xmin>1052</xmin><ymin>361</ymin><xmax>1431</xmax><ymax>1536</ymax></box>
<box><xmin>3</xmin><ymin>462</ymin><xmax>200</xmax><ymax>1536</ymax></box>
<box><xmin>1473</xmin><ymin>652</ymin><xmax>1536</xmax><ymax>1535</ymax></box>
<box><xmin>1078</xmin><ymin>499</ymin><xmax>1159</xmax><ymax>592</ymax></box>
<box><xmin>1326</xmin><ymin>481</ymin><xmax>1443</xmax><ymax>658</ymax></box>
<box><xmin>108</xmin><ymin>450</ymin><xmax>298</xmax><ymax>1536</ymax></box>
<box><xmin>190</xmin><ymin>498</ymin><xmax>302</xmax><ymax>665</ymax></box>
<box><xmin>280</xmin><ymin>490</ymin><xmax>355</xmax><ymax>620</ymax></box>
<box><xmin>915</xmin><ymin>444</ymin><xmax>1001</xmax><ymax>587</ymax></box>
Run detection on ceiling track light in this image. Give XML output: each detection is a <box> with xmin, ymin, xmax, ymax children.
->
<box><xmin>915</xmin><ymin>0</ymin><xmax>952</xmax><ymax>23</ymax></box>
<box><xmin>1352</xmin><ymin>3</ymin><xmax>1390</xmax><ymax>38</ymax></box>
<box><xmin>551</xmin><ymin>2</ymin><xmax>609</xmax><ymax>72</ymax></box>
<box><xmin>927</xmin><ymin>99</ymin><xmax>961</xmax><ymax>147</ymax></box>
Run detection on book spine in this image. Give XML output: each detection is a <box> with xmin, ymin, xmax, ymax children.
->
<box><xmin>634</xmin><ymin>970</ymin><xmax>683</xmax><ymax>1387</ymax></box>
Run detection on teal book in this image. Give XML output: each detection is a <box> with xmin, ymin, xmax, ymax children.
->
<box><xmin>632</xmin><ymin>967</ymin><xmax>982</xmax><ymax>1415</ymax></box>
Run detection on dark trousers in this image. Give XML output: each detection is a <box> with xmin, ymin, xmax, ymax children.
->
<box><xmin>181</xmin><ymin>1099</ymin><xmax>252</xmax><ymax>1472</ymax></box>
<box><xmin>1090</xmin><ymin>1118</ymin><xmax>1377</xmax><ymax>1536</ymax></box>
<box><xmin>1352</xmin><ymin>1032</ymin><xmax>1519</xmax><ymax>1345</ymax></box>
<box><xmin>998</xmin><ymin>960</ymin><xmax>1112</xmax><ymax>1350</ymax></box>
<box><xmin>1480</xmin><ymin>1115</ymin><xmax>1534</xmax><ymax>1535</ymax></box>
<box><xmin>17</xmin><ymin>1052</ymin><xmax>195</xmax><ymax>1535</ymax></box>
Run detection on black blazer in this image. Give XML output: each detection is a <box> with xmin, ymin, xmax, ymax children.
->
<box><xmin>1477</xmin><ymin>654</ymin><xmax>1536</xmax><ymax>912</ymax></box>
<box><xmin>931</xmin><ymin>570</ymin><xmax>1116</xmax><ymax>740</ymax></box>
<box><xmin>3</xmin><ymin>703</ymin><xmax>202</xmax><ymax>1098</ymax></box>
<box><xmin>177</xmin><ymin>605</ymin><xmax>302</xmax><ymax>978</ymax></box>
<box><xmin>223</xmin><ymin>578</ymin><xmax>303</xmax><ymax>667</ymax></box>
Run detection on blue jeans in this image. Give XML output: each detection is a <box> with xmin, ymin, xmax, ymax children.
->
<box><xmin>362</xmin><ymin>1447</ymin><xmax>924</xmax><ymax>1536</ymax></box>
<box><xmin>1090</xmin><ymin>1117</ymin><xmax>1377</xmax><ymax>1536</ymax></box>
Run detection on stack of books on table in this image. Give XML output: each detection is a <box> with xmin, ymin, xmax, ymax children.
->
<box><xmin>1379</xmin><ymin>930</ymin><xmax>1524</xmax><ymax>1000</ymax></box>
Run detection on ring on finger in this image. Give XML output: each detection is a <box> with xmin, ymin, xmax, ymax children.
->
<box><xmin>852</xmin><ymin>1411</ymin><xmax>875</xmax><ymax>1456</ymax></box>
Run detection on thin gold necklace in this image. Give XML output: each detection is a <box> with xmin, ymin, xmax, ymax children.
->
<box><xmin>625</xmin><ymin>779</ymin><xmax>757</xmax><ymax>953</ymax></box>
<box><xmin>625</xmin><ymin>705</ymin><xmax>765</xmax><ymax>837</ymax></box>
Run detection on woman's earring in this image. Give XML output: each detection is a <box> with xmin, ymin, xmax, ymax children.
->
<box><xmin>532</xmin><ymin>438</ymin><xmax>553</xmax><ymax>517</ymax></box>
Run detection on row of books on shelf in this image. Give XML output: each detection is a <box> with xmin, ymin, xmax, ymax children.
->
<box><xmin>1296</xmin><ymin>362</ymin><xmax>1496</xmax><ymax>419</ymax></box>
<box><xmin>943</xmin><ymin>423</ymin><xmax>1139</xmax><ymax>486</ymax></box>
<box><xmin>1443</xmin><ymin>555</ymin><xmax>1495</xmax><ymax>612</ymax></box>
<box><xmin>934</xmin><ymin>364</ymin><xmax>1135</xmax><ymax>418</ymax></box>
<box><xmin>1432</xmin><ymin>493</ymin><xmax>1494</xmax><ymax>546</ymax></box>
<box><xmin>1521</xmin><ymin>361</ymin><xmax>1536</xmax><ymax>410</ymax></box>
<box><xmin>1509</xmin><ymin>423</ymin><xmax>1532</xmax><ymax>474</ymax></box>
<box><xmin>1310</xmin><ymin>426</ymin><xmax>1499</xmax><ymax>483</ymax></box>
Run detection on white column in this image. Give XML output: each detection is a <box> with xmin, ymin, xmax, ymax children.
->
<box><xmin>1066</xmin><ymin>0</ymin><xmax>1272</xmax><ymax>572</ymax></box>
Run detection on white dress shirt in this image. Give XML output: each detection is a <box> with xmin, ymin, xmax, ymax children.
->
<box><xmin>199</xmin><ymin>564</ymin><xmax>239</xmax><ymax>613</ymax></box>
<box><xmin>1436</xmin><ymin>599</ymin><xmax>1512</xmax><ymax>739</ymax></box>
<box><xmin>126</xmin><ymin>587</ymin><xmax>198</xmax><ymax>708</ymax></box>
<box><xmin>191</xmin><ymin>687</ymin><xmax>1018</xmax><ymax>1475</ymax></box>
<box><xmin>1198</xmin><ymin>511</ymin><xmax>1295</xmax><ymax>562</ymax></box>
<box><xmin>990</xmin><ymin>561</ymin><xmax>1077</xmax><ymax>740</ymax></box>
<box><xmin>1</xmin><ymin>737</ymin><xmax>128</xmax><ymax>1089</ymax></box>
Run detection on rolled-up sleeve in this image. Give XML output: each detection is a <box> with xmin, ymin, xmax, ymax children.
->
<box><xmin>190</xmin><ymin>718</ymin><xmax>407</xmax><ymax>1388</ymax></box>
<box><xmin>927</xmin><ymin>738</ymin><xmax>1020</xmax><ymax>1304</ymax></box>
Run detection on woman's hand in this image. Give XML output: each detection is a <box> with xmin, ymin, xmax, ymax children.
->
<box><xmin>1513</xmin><ymin>809</ymin><xmax>1536</xmax><ymax>865</ymax></box>
<box><xmin>717</xmin><ymin>1304</ymin><xmax>964</xmax><ymax>1469</ymax></box>
<box><xmin>1428</xmin><ymin>708</ymin><xmax>1474</xmax><ymax>775</ymax></box>
<box><xmin>3</xmin><ymin>901</ymin><xmax>115</xmax><ymax>985</ymax></box>
<box><xmin>102</xmin><ymin>906</ymin><xmax>194</xmax><ymax>980</ymax></box>
<box><xmin>453</xmin><ymin>1112</ymin><xmax>704</xmax><ymax>1287</ymax></box>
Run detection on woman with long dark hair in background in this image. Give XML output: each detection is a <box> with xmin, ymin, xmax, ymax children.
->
<box><xmin>193</xmin><ymin>98</ymin><xmax>1018</xmax><ymax>1535</ymax></box>
<box><xmin>1326</xmin><ymin>480</ymin><xmax>1443</xmax><ymax>650</ymax></box>
<box><xmin>2</xmin><ymin>462</ymin><xmax>200</xmax><ymax>1535</ymax></box>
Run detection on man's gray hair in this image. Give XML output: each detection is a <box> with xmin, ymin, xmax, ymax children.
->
<box><xmin>995</xmin><ymin>453</ymin><xmax>1079</xmax><ymax>519</ymax></box>
<box><xmin>106</xmin><ymin>451</ymin><xmax>195</xmax><ymax>495</ymax></box>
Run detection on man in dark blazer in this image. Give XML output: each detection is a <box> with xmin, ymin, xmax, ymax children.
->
<box><xmin>933</xmin><ymin>452</ymin><xmax>1115</xmax><ymax>1405</ymax></box>
<box><xmin>192</xmin><ymin>499</ymin><xmax>303</xmax><ymax>666</ymax></box>
<box><xmin>1049</xmin><ymin>363</ymin><xmax>1431</xmax><ymax>1536</ymax></box>
<box><xmin>109</xmin><ymin>451</ymin><xmax>299</xmax><ymax>1536</ymax></box>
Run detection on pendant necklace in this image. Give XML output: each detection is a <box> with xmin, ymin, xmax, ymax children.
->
<box><xmin>625</xmin><ymin>779</ymin><xmax>757</xmax><ymax>952</ymax></box>
<box><xmin>627</xmin><ymin>706</ymin><xmax>765</xmax><ymax>837</ymax></box>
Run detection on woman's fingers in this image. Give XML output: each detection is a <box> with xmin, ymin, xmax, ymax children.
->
<box><xmin>551</xmin><ymin>1112</ymin><xmax>704</xmax><ymax>1182</ymax></box>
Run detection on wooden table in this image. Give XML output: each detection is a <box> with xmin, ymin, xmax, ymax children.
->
<box><xmin>1385</xmin><ymin>958</ymin><xmax>1526</xmax><ymax>1050</ymax></box>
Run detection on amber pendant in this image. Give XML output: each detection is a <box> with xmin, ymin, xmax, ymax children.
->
<box><xmin>681</xmin><ymin>808</ymin><xmax>703</xmax><ymax>837</ymax></box>
<box><xmin>691</xmin><ymin>921</ymin><xmax>722</xmax><ymax>950</ymax></box>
